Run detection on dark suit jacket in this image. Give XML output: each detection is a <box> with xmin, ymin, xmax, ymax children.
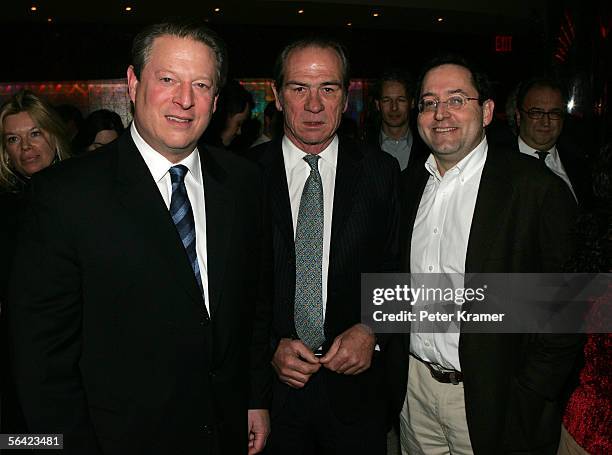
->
<box><xmin>503</xmin><ymin>136</ymin><xmax>592</xmax><ymax>206</ymax></box>
<box><xmin>8</xmin><ymin>132</ymin><xmax>272</xmax><ymax>455</ymax></box>
<box><xmin>364</xmin><ymin>127</ymin><xmax>429</xmax><ymax>172</ymax></box>
<box><xmin>400</xmin><ymin>143</ymin><xmax>582</xmax><ymax>454</ymax></box>
<box><xmin>251</xmin><ymin>136</ymin><xmax>403</xmax><ymax>426</ymax></box>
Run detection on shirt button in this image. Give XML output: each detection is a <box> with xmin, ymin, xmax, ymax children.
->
<box><xmin>424</xmin><ymin>341</ymin><xmax>431</xmax><ymax>347</ymax></box>
<box><xmin>428</xmin><ymin>266</ymin><xmax>434</xmax><ymax>272</ymax></box>
<box><xmin>433</xmin><ymin>228</ymin><xmax>438</xmax><ymax>234</ymax></box>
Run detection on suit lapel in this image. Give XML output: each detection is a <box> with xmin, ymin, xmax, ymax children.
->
<box><xmin>329</xmin><ymin>139</ymin><xmax>361</xmax><ymax>249</ymax></box>
<box><xmin>400</xmin><ymin>159</ymin><xmax>430</xmax><ymax>272</ymax></box>
<box><xmin>114</xmin><ymin>133</ymin><xmax>204</xmax><ymax>306</ymax></box>
<box><xmin>557</xmin><ymin>145</ymin><xmax>580</xmax><ymax>195</ymax></box>
<box><xmin>465</xmin><ymin>146</ymin><xmax>514</xmax><ymax>273</ymax></box>
<box><xmin>201</xmin><ymin>146</ymin><xmax>234</xmax><ymax>318</ymax></box>
<box><xmin>262</xmin><ymin>140</ymin><xmax>294</xmax><ymax>248</ymax></box>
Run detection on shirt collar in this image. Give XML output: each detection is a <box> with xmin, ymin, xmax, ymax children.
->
<box><xmin>131</xmin><ymin>122</ymin><xmax>202</xmax><ymax>184</ymax></box>
<box><xmin>380</xmin><ymin>128</ymin><xmax>411</xmax><ymax>144</ymax></box>
<box><xmin>518</xmin><ymin>136</ymin><xmax>558</xmax><ymax>158</ymax></box>
<box><xmin>425</xmin><ymin>136</ymin><xmax>488</xmax><ymax>183</ymax></box>
<box><xmin>282</xmin><ymin>134</ymin><xmax>339</xmax><ymax>171</ymax></box>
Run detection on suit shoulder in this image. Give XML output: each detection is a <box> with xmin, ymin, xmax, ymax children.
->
<box><xmin>489</xmin><ymin>144</ymin><xmax>575</xmax><ymax>200</ymax></box>
<box><xmin>340</xmin><ymin>135</ymin><xmax>399</xmax><ymax>172</ymax></box>
<box><xmin>33</xmin><ymin>141</ymin><xmax>117</xmax><ymax>189</ymax></box>
<box><xmin>204</xmin><ymin>145</ymin><xmax>260</xmax><ymax>175</ymax></box>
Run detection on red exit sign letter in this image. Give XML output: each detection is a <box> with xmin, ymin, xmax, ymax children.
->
<box><xmin>495</xmin><ymin>35</ymin><xmax>513</xmax><ymax>52</ymax></box>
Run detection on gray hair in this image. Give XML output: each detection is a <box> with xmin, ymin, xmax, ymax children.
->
<box><xmin>131</xmin><ymin>18</ymin><xmax>228</xmax><ymax>93</ymax></box>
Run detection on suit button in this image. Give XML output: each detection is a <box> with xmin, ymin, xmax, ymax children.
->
<box><xmin>200</xmin><ymin>424</ymin><xmax>212</xmax><ymax>434</ymax></box>
<box><xmin>209</xmin><ymin>370</ymin><xmax>216</xmax><ymax>379</ymax></box>
<box><xmin>201</xmin><ymin>316</ymin><xmax>210</xmax><ymax>326</ymax></box>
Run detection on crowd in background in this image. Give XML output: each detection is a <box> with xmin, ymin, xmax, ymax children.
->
<box><xmin>0</xmin><ymin>30</ymin><xmax>610</xmax><ymax>454</ymax></box>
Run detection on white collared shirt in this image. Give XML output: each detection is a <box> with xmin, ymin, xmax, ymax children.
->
<box><xmin>282</xmin><ymin>135</ymin><xmax>338</xmax><ymax>316</ymax></box>
<box><xmin>410</xmin><ymin>137</ymin><xmax>488</xmax><ymax>371</ymax></box>
<box><xmin>131</xmin><ymin>123</ymin><xmax>210</xmax><ymax>314</ymax></box>
<box><xmin>517</xmin><ymin>136</ymin><xmax>577</xmax><ymax>201</ymax></box>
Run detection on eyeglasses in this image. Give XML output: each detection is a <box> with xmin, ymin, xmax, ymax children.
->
<box><xmin>417</xmin><ymin>94</ymin><xmax>479</xmax><ymax>113</ymax></box>
<box><xmin>520</xmin><ymin>108</ymin><xmax>565</xmax><ymax>120</ymax></box>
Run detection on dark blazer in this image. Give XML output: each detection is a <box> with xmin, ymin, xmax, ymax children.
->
<box><xmin>8</xmin><ymin>132</ymin><xmax>272</xmax><ymax>455</ymax></box>
<box><xmin>552</xmin><ymin>142</ymin><xmax>592</xmax><ymax>206</ymax></box>
<box><xmin>364</xmin><ymin>126</ymin><xmax>429</xmax><ymax>172</ymax></box>
<box><xmin>251</xmin><ymin>136</ymin><xmax>403</xmax><ymax>426</ymax></box>
<box><xmin>0</xmin><ymin>191</ymin><xmax>28</xmax><ymax>436</ymax></box>
<box><xmin>400</xmin><ymin>143</ymin><xmax>582</xmax><ymax>454</ymax></box>
<box><xmin>504</xmin><ymin>136</ymin><xmax>592</xmax><ymax>206</ymax></box>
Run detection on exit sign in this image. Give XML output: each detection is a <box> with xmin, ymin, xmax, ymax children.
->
<box><xmin>495</xmin><ymin>35</ymin><xmax>513</xmax><ymax>52</ymax></box>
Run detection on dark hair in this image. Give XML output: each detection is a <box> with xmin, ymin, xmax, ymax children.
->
<box><xmin>131</xmin><ymin>18</ymin><xmax>228</xmax><ymax>93</ymax></box>
<box><xmin>55</xmin><ymin>104</ymin><xmax>84</xmax><ymax>130</ymax></box>
<box><xmin>273</xmin><ymin>36</ymin><xmax>350</xmax><ymax>95</ymax></box>
<box><xmin>218</xmin><ymin>80</ymin><xmax>254</xmax><ymax>119</ymax></box>
<box><xmin>72</xmin><ymin>109</ymin><xmax>125</xmax><ymax>154</ymax></box>
<box><xmin>415</xmin><ymin>54</ymin><xmax>492</xmax><ymax>104</ymax></box>
<box><xmin>374</xmin><ymin>68</ymin><xmax>413</xmax><ymax>100</ymax></box>
<box><xmin>200</xmin><ymin>80</ymin><xmax>253</xmax><ymax>147</ymax></box>
<box><xmin>516</xmin><ymin>76</ymin><xmax>568</xmax><ymax>111</ymax></box>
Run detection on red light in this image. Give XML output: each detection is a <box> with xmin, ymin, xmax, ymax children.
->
<box><xmin>495</xmin><ymin>35</ymin><xmax>512</xmax><ymax>53</ymax></box>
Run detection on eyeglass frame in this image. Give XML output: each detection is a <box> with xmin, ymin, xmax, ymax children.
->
<box><xmin>519</xmin><ymin>107</ymin><xmax>565</xmax><ymax>120</ymax></box>
<box><xmin>417</xmin><ymin>94</ymin><xmax>481</xmax><ymax>113</ymax></box>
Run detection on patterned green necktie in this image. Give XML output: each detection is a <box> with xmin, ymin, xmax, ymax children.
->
<box><xmin>294</xmin><ymin>154</ymin><xmax>325</xmax><ymax>351</ymax></box>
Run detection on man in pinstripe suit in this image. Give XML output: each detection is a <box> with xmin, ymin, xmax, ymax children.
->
<box><xmin>251</xmin><ymin>37</ymin><xmax>403</xmax><ymax>455</ymax></box>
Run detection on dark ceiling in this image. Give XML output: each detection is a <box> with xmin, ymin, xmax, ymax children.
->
<box><xmin>4</xmin><ymin>0</ymin><xmax>547</xmax><ymax>32</ymax></box>
<box><xmin>0</xmin><ymin>0</ymin><xmax>584</xmax><ymax>86</ymax></box>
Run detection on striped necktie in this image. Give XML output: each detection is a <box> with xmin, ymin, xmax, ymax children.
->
<box><xmin>169</xmin><ymin>165</ymin><xmax>204</xmax><ymax>295</ymax></box>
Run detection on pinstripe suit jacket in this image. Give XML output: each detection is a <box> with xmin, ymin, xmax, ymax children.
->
<box><xmin>251</xmin><ymin>135</ymin><xmax>402</xmax><ymax>425</ymax></box>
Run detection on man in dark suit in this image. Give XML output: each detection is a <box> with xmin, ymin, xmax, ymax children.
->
<box><xmin>365</xmin><ymin>68</ymin><xmax>428</xmax><ymax>172</ymax></box>
<box><xmin>398</xmin><ymin>56</ymin><xmax>581</xmax><ymax>454</ymax></box>
<box><xmin>9</xmin><ymin>19</ymin><xmax>271</xmax><ymax>455</ymax></box>
<box><xmin>251</xmin><ymin>38</ymin><xmax>401</xmax><ymax>454</ymax></box>
<box><xmin>514</xmin><ymin>77</ymin><xmax>591</xmax><ymax>205</ymax></box>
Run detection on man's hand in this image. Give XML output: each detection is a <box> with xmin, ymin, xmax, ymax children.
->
<box><xmin>319</xmin><ymin>324</ymin><xmax>375</xmax><ymax>375</ymax></box>
<box><xmin>247</xmin><ymin>409</ymin><xmax>270</xmax><ymax>454</ymax></box>
<box><xmin>271</xmin><ymin>338</ymin><xmax>321</xmax><ymax>388</ymax></box>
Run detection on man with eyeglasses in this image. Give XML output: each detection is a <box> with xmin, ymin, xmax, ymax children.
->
<box><xmin>515</xmin><ymin>77</ymin><xmax>590</xmax><ymax>204</ymax></box>
<box><xmin>398</xmin><ymin>55</ymin><xmax>581</xmax><ymax>455</ymax></box>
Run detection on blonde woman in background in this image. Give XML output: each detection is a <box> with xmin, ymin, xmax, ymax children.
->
<box><xmin>0</xmin><ymin>90</ymin><xmax>70</xmax><ymax>433</ymax></box>
<box><xmin>0</xmin><ymin>90</ymin><xmax>71</xmax><ymax>193</ymax></box>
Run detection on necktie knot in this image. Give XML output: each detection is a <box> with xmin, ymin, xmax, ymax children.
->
<box><xmin>303</xmin><ymin>154</ymin><xmax>320</xmax><ymax>171</ymax></box>
<box><xmin>535</xmin><ymin>151</ymin><xmax>549</xmax><ymax>161</ymax></box>
<box><xmin>169</xmin><ymin>164</ymin><xmax>189</xmax><ymax>184</ymax></box>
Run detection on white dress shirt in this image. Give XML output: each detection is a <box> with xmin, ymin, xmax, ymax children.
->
<box><xmin>518</xmin><ymin>136</ymin><xmax>577</xmax><ymax>201</ymax></box>
<box><xmin>282</xmin><ymin>135</ymin><xmax>338</xmax><ymax>316</ymax></box>
<box><xmin>131</xmin><ymin>123</ymin><xmax>210</xmax><ymax>314</ymax></box>
<box><xmin>410</xmin><ymin>137</ymin><xmax>488</xmax><ymax>371</ymax></box>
